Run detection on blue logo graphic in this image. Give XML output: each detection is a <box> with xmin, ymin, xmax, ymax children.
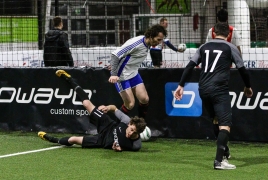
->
<box><xmin>165</xmin><ymin>82</ymin><xmax>202</xmax><ymax>117</ymax></box>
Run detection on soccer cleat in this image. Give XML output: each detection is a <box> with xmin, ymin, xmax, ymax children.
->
<box><xmin>214</xmin><ymin>160</ymin><xmax>236</xmax><ymax>170</ymax></box>
<box><xmin>38</xmin><ymin>131</ymin><xmax>48</xmax><ymax>141</ymax></box>
<box><xmin>55</xmin><ymin>70</ymin><xmax>71</xmax><ymax>79</ymax></box>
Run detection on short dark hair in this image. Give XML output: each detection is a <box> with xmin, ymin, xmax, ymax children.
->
<box><xmin>160</xmin><ymin>17</ymin><xmax>167</xmax><ymax>24</ymax></box>
<box><xmin>144</xmin><ymin>24</ymin><xmax>167</xmax><ymax>38</ymax></box>
<box><xmin>130</xmin><ymin>116</ymin><xmax>146</xmax><ymax>133</ymax></box>
<box><xmin>53</xmin><ymin>16</ymin><xmax>62</xmax><ymax>27</ymax></box>
<box><xmin>214</xmin><ymin>22</ymin><xmax>229</xmax><ymax>37</ymax></box>
<box><xmin>217</xmin><ymin>9</ymin><xmax>228</xmax><ymax>22</ymax></box>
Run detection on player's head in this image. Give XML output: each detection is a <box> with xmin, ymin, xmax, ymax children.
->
<box><xmin>214</xmin><ymin>22</ymin><xmax>229</xmax><ymax>38</ymax></box>
<box><xmin>217</xmin><ymin>9</ymin><xmax>228</xmax><ymax>22</ymax></box>
<box><xmin>53</xmin><ymin>16</ymin><xmax>63</xmax><ymax>28</ymax></box>
<box><xmin>126</xmin><ymin>116</ymin><xmax>146</xmax><ymax>139</ymax></box>
<box><xmin>144</xmin><ymin>24</ymin><xmax>167</xmax><ymax>46</ymax></box>
<box><xmin>160</xmin><ymin>17</ymin><xmax>168</xmax><ymax>29</ymax></box>
<box><xmin>144</xmin><ymin>24</ymin><xmax>167</xmax><ymax>38</ymax></box>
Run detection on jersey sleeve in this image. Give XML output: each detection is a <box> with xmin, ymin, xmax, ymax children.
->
<box><xmin>238</xmin><ymin>66</ymin><xmax>251</xmax><ymax>88</ymax></box>
<box><xmin>114</xmin><ymin>110</ymin><xmax>130</xmax><ymax>125</ymax></box>
<box><xmin>131</xmin><ymin>138</ymin><xmax>142</xmax><ymax>151</ymax></box>
<box><xmin>179</xmin><ymin>61</ymin><xmax>197</xmax><ymax>87</ymax></box>
<box><xmin>164</xmin><ymin>39</ymin><xmax>178</xmax><ymax>52</ymax></box>
<box><xmin>206</xmin><ymin>28</ymin><xmax>213</xmax><ymax>42</ymax></box>
<box><xmin>120</xmin><ymin>138</ymin><xmax>142</xmax><ymax>151</ymax></box>
<box><xmin>111</xmin><ymin>38</ymin><xmax>139</xmax><ymax>59</ymax></box>
<box><xmin>179</xmin><ymin>46</ymin><xmax>202</xmax><ymax>86</ymax></box>
<box><xmin>230</xmin><ymin>44</ymin><xmax>244</xmax><ymax>68</ymax></box>
<box><xmin>191</xmin><ymin>45</ymin><xmax>202</xmax><ymax>64</ymax></box>
<box><xmin>231</xmin><ymin>28</ymin><xmax>242</xmax><ymax>46</ymax></box>
<box><xmin>110</xmin><ymin>54</ymin><xmax>120</xmax><ymax>76</ymax></box>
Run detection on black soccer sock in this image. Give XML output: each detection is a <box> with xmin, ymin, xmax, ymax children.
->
<box><xmin>44</xmin><ymin>134</ymin><xmax>59</xmax><ymax>143</ymax></box>
<box><xmin>120</xmin><ymin>104</ymin><xmax>130</xmax><ymax>115</ymax></box>
<box><xmin>215</xmin><ymin>129</ymin><xmax>230</xmax><ymax>162</ymax></box>
<box><xmin>58</xmin><ymin>137</ymin><xmax>73</xmax><ymax>146</ymax></box>
<box><xmin>64</xmin><ymin>77</ymin><xmax>89</xmax><ymax>101</ymax></box>
<box><xmin>75</xmin><ymin>86</ymin><xmax>89</xmax><ymax>102</ymax></box>
<box><xmin>225</xmin><ymin>145</ymin><xmax>229</xmax><ymax>152</ymax></box>
<box><xmin>213</xmin><ymin>124</ymin><xmax>219</xmax><ymax>139</ymax></box>
<box><xmin>138</xmin><ymin>102</ymin><xmax>149</xmax><ymax>118</ymax></box>
<box><xmin>65</xmin><ymin>78</ymin><xmax>79</xmax><ymax>89</ymax></box>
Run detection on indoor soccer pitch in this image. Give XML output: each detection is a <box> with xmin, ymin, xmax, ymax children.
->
<box><xmin>0</xmin><ymin>132</ymin><xmax>267</xmax><ymax>180</ymax></box>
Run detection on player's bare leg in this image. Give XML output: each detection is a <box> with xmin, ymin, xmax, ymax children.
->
<box><xmin>132</xmin><ymin>83</ymin><xmax>149</xmax><ymax>118</ymax></box>
<box><xmin>119</xmin><ymin>88</ymin><xmax>135</xmax><ymax>115</ymax></box>
<box><xmin>68</xmin><ymin>136</ymin><xmax>83</xmax><ymax>145</ymax></box>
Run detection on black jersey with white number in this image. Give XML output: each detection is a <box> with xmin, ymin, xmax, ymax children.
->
<box><xmin>191</xmin><ymin>39</ymin><xmax>244</xmax><ymax>94</ymax></box>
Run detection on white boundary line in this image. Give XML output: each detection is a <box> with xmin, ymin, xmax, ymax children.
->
<box><xmin>0</xmin><ymin>146</ymin><xmax>64</xmax><ymax>159</ymax></box>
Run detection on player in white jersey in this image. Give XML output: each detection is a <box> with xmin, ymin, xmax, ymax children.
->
<box><xmin>150</xmin><ymin>17</ymin><xmax>185</xmax><ymax>68</ymax></box>
<box><xmin>109</xmin><ymin>24</ymin><xmax>167</xmax><ymax>119</ymax></box>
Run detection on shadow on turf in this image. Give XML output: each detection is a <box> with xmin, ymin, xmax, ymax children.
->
<box><xmin>233</xmin><ymin>156</ymin><xmax>268</xmax><ymax>167</ymax></box>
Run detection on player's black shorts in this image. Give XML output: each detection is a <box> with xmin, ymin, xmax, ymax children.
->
<box><xmin>81</xmin><ymin>108</ymin><xmax>116</xmax><ymax>148</ymax></box>
<box><xmin>82</xmin><ymin>135</ymin><xmax>103</xmax><ymax>148</ymax></box>
<box><xmin>150</xmin><ymin>49</ymin><xmax>162</xmax><ymax>66</ymax></box>
<box><xmin>200</xmin><ymin>91</ymin><xmax>232</xmax><ymax>126</ymax></box>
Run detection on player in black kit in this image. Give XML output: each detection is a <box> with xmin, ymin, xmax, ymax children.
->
<box><xmin>38</xmin><ymin>70</ymin><xmax>146</xmax><ymax>152</ymax></box>
<box><xmin>174</xmin><ymin>22</ymin><xmax>253</xmax><ymax>169</ymax></box>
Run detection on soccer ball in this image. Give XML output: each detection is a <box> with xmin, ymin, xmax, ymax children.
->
<box><xmin>140</xmin><ymin>126</ymin><xmax>151</xmax><ymax>141</ymax></box>
<box><xmin>178</xmin><ymin>43</ymin><xmax>186</xmax><ymax>51</ymax></box>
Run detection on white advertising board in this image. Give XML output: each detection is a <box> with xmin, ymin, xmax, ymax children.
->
<box><xmin>0</xmin><ymin>47</ymin><xmax>267</xmax><ymax>68</ymax></box>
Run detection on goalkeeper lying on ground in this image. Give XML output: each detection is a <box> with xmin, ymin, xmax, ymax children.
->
<box><xmin>38</xmin><ymin>70</ymin><xmax>146</xmax><ymax>152</ymax></box>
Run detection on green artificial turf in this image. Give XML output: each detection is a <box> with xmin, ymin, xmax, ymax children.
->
<box><xmin>0</xmin><ymin>132</ymin><xmax>267</xmax><ymax>180</ymax></box>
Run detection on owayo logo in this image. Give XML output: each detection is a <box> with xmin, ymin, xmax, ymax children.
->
<box><xmin>0</xmin><ymin>87</ymin><xmax>92</xmax><ymax>105</ymax></box>
<box><xmin>165</xmin><ymin>82</ymin><xmax>202</xmax><ymax>117</ymax></box>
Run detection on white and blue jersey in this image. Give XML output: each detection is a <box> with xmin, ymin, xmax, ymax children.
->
<box><xmin>150</xmin><ymin>38</ymin><xmax>178</xmax><ymax>52</ymax></box>
<box><xmin>110</xmin><ymin>35</ymin><xmax>149</xmax><ymax>81</ymax></box>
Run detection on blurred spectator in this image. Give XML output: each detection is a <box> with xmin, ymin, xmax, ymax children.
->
<box><xmin>43</xmin><ymin>16</ymin><xmax>74</xmax><ymax>67</ymax></box>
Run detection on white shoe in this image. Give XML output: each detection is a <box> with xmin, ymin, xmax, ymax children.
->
<box><xmin>214</xmin><ymin>160</ymin><xmax>236</xmax><ymax>170</ymax></box>
<box><xmin>222</xmin><ymin>156</ymin><xmax>229</xmax><ymax>163</ymax></box>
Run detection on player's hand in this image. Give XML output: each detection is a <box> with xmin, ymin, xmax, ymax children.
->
<box><xmin>108</xmin><ymin>76</ymin><xmax>119</xmax><ymax>83</ymax></box>
<box><xmin>98</xmin><ymin>105</ymin><xmax>109</xmax><ymax>113</ymax></box>
<box><xmin>174</xmin><ymin>85</ymin><xmax>184</xmax><ymax>100</ymax></box>
<box><xmin>244</xmin><ymin>87</ymin><xmax>253</xmax><ymax>98</ymax></box>
<box><xmin>105</xmin><ymin>65</ymin><xmax>111</xmax><ymax>71</ymax></box>
<box><xmin>178</xmin><ymin>48</ymin><xmax>185</xmax><ymax>53</ymax></box>
<box><xmin>112</xmin><ymin>142</ymin><xmax>122</xmax><ymax>152</ymax></box>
